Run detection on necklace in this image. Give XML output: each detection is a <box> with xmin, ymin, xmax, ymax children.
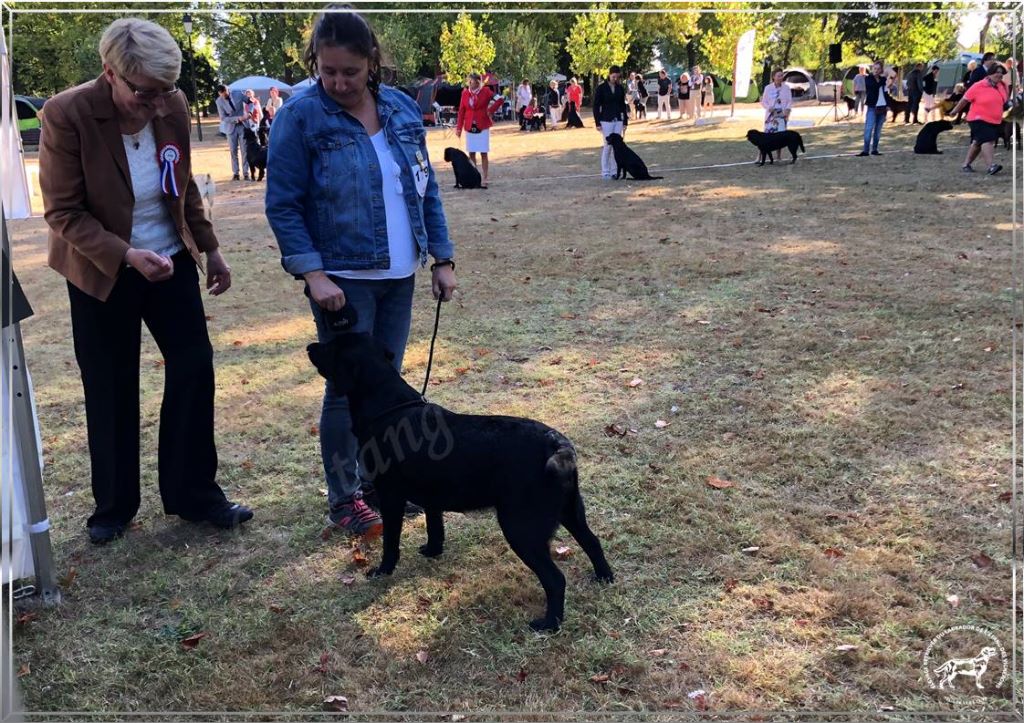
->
<box><xmin>129</xmin><ymin>132</ymin><xmax>141</xmax><ymax>150</ymax></box>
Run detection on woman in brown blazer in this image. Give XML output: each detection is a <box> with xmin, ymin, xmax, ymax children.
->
<box><xmin>39</xmin><ymin>18</ymin><xmax>253</xmax><ymax>544</ymax></box>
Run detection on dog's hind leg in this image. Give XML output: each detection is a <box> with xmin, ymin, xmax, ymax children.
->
<box><xmin>560</xmin><ymin>491</ymin><xmax>613</xmax><ymax>583</ymax></box>
<box><xmin>419</xmin><ymin>508</ymin><xmax>445</xmax><ymax>557</ymax></box>
<box><xmin>367</xmin><ymin>495</ymin><xmax>405</xmax><ymax>577</ymax></box>
<box><xmin>497</xmin><ymin>509</ymin><xmax>564</xmax><ymax>632</ymax></box>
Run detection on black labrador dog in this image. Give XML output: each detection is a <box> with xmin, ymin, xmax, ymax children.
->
<box><xmin>914</xmin><ymin>119</ymin><xmax>954</xmax><ymax>154</ymax></box>
<box><xmin>443</xmin><ymin>147</ymin><xmax>482</xmax><ymax>189</ymax></box>
<box><xmin>604</xmin><ymin>133</ymin><xmax>663</xmax><ymax>180</ymax></box>
<box><xmin>746</xmin><ymin>129</ymin><xmax>805</xmax><ymax>165</ymax></box>
<box><xmin>242</xmin><ymin>126</ymin><xmax>268</xmax><ymax>181</ymax></box>
<box><xmin>307</xmin><ymin>333</ymin><xmax>614</xmax><ymax>632</ymax></box>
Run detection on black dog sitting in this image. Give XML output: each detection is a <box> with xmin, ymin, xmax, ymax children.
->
<box><xmin>746</xmin><ymin>129</ymin><xmax>805</xmax><ymax>165</ymax></box>
<box><xmin>604</xmin><ymin>133</ymin><xmax>663</xmax><ymax>180</ymax></box>
<box><xmin>307</xmin><ymin>333</ymin><xmax>614</xmax><ymax>633</ymax></box>
<box><xmin>242</xmin><ymin>126</ymin><xmax>268</xmax><ymax>181</ymax></box>
<box><xmin>443</xmin><ymin>147</ymin><xmax>482</xmax><ymax>189</ymax></box>
<box><xmin>914</xmin><ymin>119</ymin><xmax>953</xmax><ymax>154</ymax></box>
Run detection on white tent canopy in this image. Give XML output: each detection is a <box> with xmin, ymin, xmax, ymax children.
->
<box><xmin>291</xmin><ymin>77</ymin><xmax>317</xmax><ymax>91</ymax></box>
<box><xmin>226</xmin><ymin>75</ymin><xmax>293</xmax><ymax>105</ymax></box>
<box><xmin>782</xmin><ymin>67</ymin><xmax>817</xmax><ymax>100</ymax></box>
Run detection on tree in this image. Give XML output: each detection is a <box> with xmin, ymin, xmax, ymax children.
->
<box><xmin>696</xmin><ymin>2</ymin><xmax>772</xmax><ymax>77</ymax></box>
<box><xmin>208</xmin><ymin>4</ymin><xmax>308</xmax><ymax>85</ymax></box>
<box><xmin>862</xmin><ymin>6</ymin><xmax>960</xmax><ymax>66</ymax></box>
<box><xmin>491</xmin><ymin>20</ymin><xmax>557</xmax><ymax>91</ymax></box>
<box><xmin>565</xmin><ymin>4</ymin><xmax>631</xmax><ymax>95</ymax></box>
<box><xmin>438</xmin><ymin>12</ymin><xmax>495</xmax><ymax>83</ymax></box>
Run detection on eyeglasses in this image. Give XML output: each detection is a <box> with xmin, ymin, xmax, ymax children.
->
<box><xmin>120</xmin><ymin>75</ymin><xmax>178</xmax><ymax>101</ymax></box>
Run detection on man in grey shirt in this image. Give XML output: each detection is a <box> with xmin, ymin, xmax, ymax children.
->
<box><xmin>215</xmin><ymin>84</ymin><xmax>249</xmax><ymax>180</ymax></box>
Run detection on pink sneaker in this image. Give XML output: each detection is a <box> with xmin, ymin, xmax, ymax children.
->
<box><xmin>321</xmin><ymin>494</ymin><xmax>383</xmax><ymax>540</ymax></box>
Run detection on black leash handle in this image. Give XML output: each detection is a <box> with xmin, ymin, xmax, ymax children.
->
<box><xmin>421</xmin><ymin>293</ymin><xmax>443</xmax><ymax>397</ymax></box>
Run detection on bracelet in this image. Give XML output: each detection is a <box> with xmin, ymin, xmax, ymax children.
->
<box><xmin>431</xmin><ymin>259</ymin><xmax>456</xmax><ymax>272</ymax></box>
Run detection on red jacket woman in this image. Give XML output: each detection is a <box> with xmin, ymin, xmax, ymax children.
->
<box><xmin>456</xmin><ymin>84</ymin><xmax>504</xmax><ymax>133</ymax></box>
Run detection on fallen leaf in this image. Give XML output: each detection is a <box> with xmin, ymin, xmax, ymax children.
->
<box><xmin>240</xmin><ymin>460</ymin><xmax>254</xmax><ymax>470</ymax></box>
<box><xmin>998</xmin><ymin>491</ymin><xmax>1012</xmax><ymax>502</ymax></box>
<box><xmin>603</xmin><ymin>424</ymin><xmax>627</xmax><ymax>438</ymax></box>
<box><xmin>753</xmin><ymin>596</ymin><xmax>774</xmax><ymax>612</ymax></box>
<box><xmin>608</xmin><ymin>630</ymin><xmax>621</xmax><ymax>639</ymax></box>
<box><xmin>351</xmin><ymin>549</ymin><xmax>368</xmax><ymax>567</ymax></box>
<box><xmin>654</xmin><ymin>420</ymin><xmax>670</xmax><ymax>429</ymax></box>
<box><xmin>16</xmin><ymin>663</ymin><xmax>29</xmax><ymax>678</ymax></box>
<box><xmin>16</xmin><ymin>612</ymin><xmax>38</xmax><ymax>625</ymax></box>
<box><xmin>688</xmin><ymin>689</ymin><xmax>708</xmax><ymax>710</ymax></box>
<box><xmin>168</xmin><ymin>598</ymin><xmax>183</xmax><ymax>611</ymax></box>
<box><xmin>309</xmin><ymin>425</ymin><xmax>319</xmax><ymax>436</ymax></box>
<box><xmin>823</xmin><ymin>547</ymin><xmax>845</xmax><ymax>559</ymax></box>
<box><xmin>722</xmin><ymin>432</ymin><xmax>737</xmax><ymax>442</ymax></box>
<box><xmin>181</xmin><ymin>632</ymin><xmax>208</xmax><ymax>650</ymax></box>
<box><xmin>559</xmin><ymin>313</ymin><xmax>578</xmax><ymax>320</ymax></box>
<box><xmin>554</xmin><ymin>545</ymin><xmax>572</xmax><ymax>560</ymax></box>
<box><xmin>649</xmin><ymin>648</ymin><xmax>669</xmax><ymax>657</ymax></box>
<box><xmin>740</xmin><ymin>546</ymin><xmax>760</xmax><ymax>554</ymax></box>
<box><xmin>957</xmin><ymin>252</ymin><xmax>969</xmax><ymax>260</ymax></box>
<box><xmin>627</xmin><ymin>377</ymin><xmax>644</xmax><ymax>388</ymax></box>
<box><xmin>515</xmin><ymin>667</ymin><xmax>528</xmax><ymax>682</ymax></box>
<box><xmin>454</xmin><ymin>366</ymin><xmax>470</xmax><ymax>375</ymax></box>
<box><xmin>795</xmin><ymin>618</ymin><xmax>810</xmax><ymax>626</ymax></box>
<box><xmin>340</xmin><ymin>574</ymin><xmax>356</xmax><ymax>586</ymax></box>
<box><xmin>723</xmin><ymin>578</ymin><xmax>739</xmax><ymax>592</ymax></box>
<box><xmin>415</xmin><ymin>650</ymin><xmax>429</xmax><ymax>664</ymax></box>
<box><xmin>590</xmin><ymin>673</ymin><xmax>610</xmax><ymax>684</ymax></box>
<box><xmin>473</xmin><ymin>348</ymin><xmax>491</xmax><ymax>357</ymax></box>
<box><xmin>322</xmin><ymin>695</ymin><xmax>349</xmax><ymax>712</ymax></box>
<box><xmin>706</xmin><ymin>476</ymin><xmax>734</xmax><ymax>490</ymax></box>
<box><xmin>315</xmin><ymin>651</ymin><xmax>330</xmax><ymax>673</ymax></box>
<box><xmin>835</xmin><ymin>644</ymin><xmax>858</xmax><ymax>652</ymax></box>
<box><xmin>232</xmin><ymin>340</ymin><xmax>243</xmax><ymax>346</ymax></box>
<box><xmin>60</xmin><ymin>567</ymin><xmax>77</xmax><ymax>590</ymax></box>
<box><xmin>240</xmin><ymin>379</ymin><xmax>249</xmax><ymax>385</ymax></box>
<box><xmin>269</xmin><ymin>603</ymin><xmax>285</xmax><ymax>614</ymax></box>
<box><xmin>971</xmin><ymin>552</ymin><xmax>994</xmax><ymax>569</ymax></box>
<box><xmin>946</xmin><ymin>594</ymin><xmax>960</xmax><ymax>608</ymax></box>
<box><xmin>752</xmin><ymin>369</ymin><xmax>766</xmax><ymax>380</ymax></box>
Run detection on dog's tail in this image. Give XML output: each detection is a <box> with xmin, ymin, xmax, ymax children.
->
<box><xmin>799</xmin><ymin>137</ymin><xmax>805</xmax><ymax>154</ymax></box>
<box><xmin>545</xmin><ymin>435</ymin><xmax>578</xmax><ymax>495</ymax></box>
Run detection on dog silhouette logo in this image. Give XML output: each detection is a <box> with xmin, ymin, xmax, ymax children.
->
<box><xmin>923</xmin><ymin>625</ymin><xmax>1007</xmax><ymax>700</ymax></box>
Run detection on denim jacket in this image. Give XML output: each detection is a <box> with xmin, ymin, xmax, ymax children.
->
<box><xmin>265</xmin><ymin>82</ymin><xmax>453</xmax><ymax>276</ymax></box>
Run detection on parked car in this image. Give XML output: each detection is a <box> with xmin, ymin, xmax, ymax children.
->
<box><xmin>15</xmin><ymin>95</ymin><xmax>43</xmax><ymax>147</ymax></box>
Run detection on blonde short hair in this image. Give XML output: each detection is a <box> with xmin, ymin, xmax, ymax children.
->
<box><xmin>99</xmin><ymin>18</ymin><xmax>182</xmax><ymax>86</ymax></box>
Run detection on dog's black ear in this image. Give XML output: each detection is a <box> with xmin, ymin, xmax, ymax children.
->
<box><xmin>307</xmin><ymin>341</ymin><xmax>332</xmax><ymax>376</ymax></box>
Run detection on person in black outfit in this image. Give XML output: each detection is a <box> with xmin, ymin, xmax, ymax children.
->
<box><xmin>905</xmin><ymin>62</ymin><xmax>924</xmax><ymax>124</ymax></box>
<box><xmin>968</xmin><ymin>53</ymin><xmax>995</xmax><ymax>88</ymax></box>
<box><xmin>656</xmin><ymin>68</ymin><xmax>672</xmax><ymax>119</ymax></box>
<box><xmin>858</xmin><ymin>60</ymin><xmax>893</xmax><ymax>156</ymax></box>
<box><xmin>922</xmin><ymin>65</ymin><xmax>940</xmax><ymax>122</ymax></box>
<box><xmin>593</xmin><ymin>65</ymin><xmax>629</xmax><ymax>178</ymax></box>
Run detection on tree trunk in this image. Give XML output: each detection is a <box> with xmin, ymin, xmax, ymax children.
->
<box><xmin>781</xmin><ymin>36</ymin><xmax>794</xmax><ymax>68</ymax></box>
<box><xmin>686</xmin><ymin>39</ymin><xmax>695</xmax><ymax>71</ymax></box>
<box><xmin>979</xmin><ymin>10</ymin><xmax>995</xmax><ymax>54</ymax></box>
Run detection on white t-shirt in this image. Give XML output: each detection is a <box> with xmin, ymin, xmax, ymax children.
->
<box><xmin>122</xmin><ymin>123</ymin><xmax>183</xmax><ymax>257</ymax></box>
<box><xmin>329</xmin><ymin>130</ymin><xmax>417</xmax><ymax>280</ymax></box>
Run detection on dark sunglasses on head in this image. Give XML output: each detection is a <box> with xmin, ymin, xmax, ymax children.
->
<box><xmin>120</xmin><ymin>75</ymin><xmax>177</xmax><ymax>100</ymax></box>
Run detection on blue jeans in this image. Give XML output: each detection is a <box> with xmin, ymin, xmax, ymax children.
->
<box><xmin>863</xmin><ymin>108</ymin><xmax>885</xmax><ymax>153</ymax></box>
<box><xmin>308</xmin><ymin>275</ymin><xmax>415</xmax><ymax>511</ymax></box>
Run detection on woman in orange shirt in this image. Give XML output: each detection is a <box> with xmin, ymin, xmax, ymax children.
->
<box><xmin>950</xmin><ymin>64</ymin><xmax>1009</xmax><ymax>175</ymax></box>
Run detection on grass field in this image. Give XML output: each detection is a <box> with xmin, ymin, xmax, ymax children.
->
<box><xmin>8</xmin><ymin>103</ymin><xmax>1020</xmax><ymax>716</ymax></box>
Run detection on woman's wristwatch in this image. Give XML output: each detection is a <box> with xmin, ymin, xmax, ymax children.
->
<box><xmin>431</xmin><ymin>258</ymin><xmax>455</xmax><ymax>272</ymax></box>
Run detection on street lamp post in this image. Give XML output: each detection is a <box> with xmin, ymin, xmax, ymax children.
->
<box><xmin>183</xmin><ymin>13</ymin><xmax>203</xmax><ymax>142</ymax></box>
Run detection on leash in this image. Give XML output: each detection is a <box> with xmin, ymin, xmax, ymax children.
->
<box><xmin>421</xmin><ymin>259</ymin><xmax>454</xmax><ymax>397</ymax></box>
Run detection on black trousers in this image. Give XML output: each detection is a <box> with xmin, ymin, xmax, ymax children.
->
<box><xmin>67</xmin><ymin>251</ymin><xmax>227</xmax><ymax>528</ymax></box>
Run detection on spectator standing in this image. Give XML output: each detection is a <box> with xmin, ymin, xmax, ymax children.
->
<box><xmin>215</xmin><ymin>84</ymin><xmax>249</xmax><ymax>180</ymax></box>
<box><xmin>853</xmin><ymin>66</ymin><xmax>867</xmax><ymax>115</ymax></box>
<box><xmin>656</xmin><ymin>69</ymin><xmax>672</xmax><ymax>119</ymax></box>
<box><xmin>516</xmin><ymin>79</ymin><xmax>532</xmax><ymax>130</ymax></box>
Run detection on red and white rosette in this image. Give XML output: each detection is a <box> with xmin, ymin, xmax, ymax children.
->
<box><xmin>158</xmin><ymin>143</ymin><xmax>182</xmax><ymax>197</ymax></box>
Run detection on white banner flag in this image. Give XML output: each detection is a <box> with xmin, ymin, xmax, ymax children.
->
<box><xmin>733</xmin><ymin>29</ymin><xmax>756</xmax><ymax>100</ymax></box>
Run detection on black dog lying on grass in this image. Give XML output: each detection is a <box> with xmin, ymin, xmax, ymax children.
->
<box><xmin>307</xmin><ymin>333</ymin><xmax>614</xmax><ymax>632</ymax></box>
<box><xmin>746</xmin><ymin>129</ymin><xmax>805</xmax><ymax>165</ymax></box>
<box><xmin>604</xmin><ymin>133</ymin><xmax>663</xmax><ymax>180</ymax></box>
<box><xmin>443</xmin><ymin>147</ymin><xmax>483</xmax><ymax>189</ymax></box>
<box><xmin>913</xmin><ymin>119</ymin><xmax>954</xmax><ymax>154</ymax></box>
<box><xmin>242</xmin><ymin>126</ymin><xmax>267</xmax><ymax>181</ymax></box>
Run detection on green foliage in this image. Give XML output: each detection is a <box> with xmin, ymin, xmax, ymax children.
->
<box><xmin>438</xmin><ymin>12</ymin><xmax>495</xmax><ymax>83</ymax></box>
<box><xmin>565</xmin><ymin>4</ymin><xmax>631</xmax><ymax>92</ymax></box>
<box><xmin>490</xmin><ymin>20</ymin><xmax>557</xmax><ymax>89</ymax></box>
<box><xmin>209</xmin><ymin>4</ymin><xmax>308</xmax><ymax>86</ymax></box>
<box><xmin>862</xmin><ymin>6</ymin><xmax>960</xmax><ymax>64</ymax></box>
<box><xmin>696</xmin><ymin>2</ymin><xmax>772</xmax><ymax>77</ymax></box>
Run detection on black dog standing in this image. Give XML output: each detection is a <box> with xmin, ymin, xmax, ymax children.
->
<box><xmin>746</xmin><ymin>129</ymin><xmax>805</xmax><ymax>165</ymax></box>
<box><xmin>242</xmin><ymin>126</ymin><xmax>268</xmax><ymax>181</ymax></box>
<box><xmin>307</xmin><ymin>334</ymin><xmax>614</xmax><ymax>632</ymax></box>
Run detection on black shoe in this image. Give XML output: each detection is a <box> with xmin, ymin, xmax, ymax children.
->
<box><xmin>232</xmin><ymin>174</ymin><xmax>240</xmax><ymax>181</ymax></box>
<box><xmin>871</xmin><ymin>150</ymin><xmax>881</xmax><ymax>156</ymax></box>
<box><xmin>88</xmin><ymin>523</ymin><xmax>126</xmax><ymax>545</ymax></box>
<box><xmin>857</xmin><ymin>151</ymin><xmax>869</xmax><ymax>156</ymax></box>
<box><xmin>988</xmin><ymin>164</ymin><xmax>1003</xmax><ymax>175</ymax></box>
<box><xmin>185</xmin><ymin>502</ymin><xmax>254</xmax><ymax>529</ymax></box>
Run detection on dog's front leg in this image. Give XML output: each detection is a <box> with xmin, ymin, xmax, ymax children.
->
<box><xmin>419</xmin><ymin>508</ymin><xmax>445</xmax><ymax>557</ymax></box>
<box><xmin>367</xmin><ymin>496</ymin><xmax>405</xmax><ymax>577</ymax></box>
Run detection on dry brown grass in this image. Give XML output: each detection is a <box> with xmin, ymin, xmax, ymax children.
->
<box><xmin>8</xmin><ymin>105</ymin><xmax>1018</xmax><ymax>716</ymax></box>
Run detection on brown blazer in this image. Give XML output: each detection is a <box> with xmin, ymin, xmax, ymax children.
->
<box><xmin>39</xmin><ymin>76</ymin><xmax>217</xmax><ymax>301</ymax></box>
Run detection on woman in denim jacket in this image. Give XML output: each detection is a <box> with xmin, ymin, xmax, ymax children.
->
<box><xmin>266</xmin><ymin>6</ymin><xmax>457</xmax><ymax>538</ymax></box>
